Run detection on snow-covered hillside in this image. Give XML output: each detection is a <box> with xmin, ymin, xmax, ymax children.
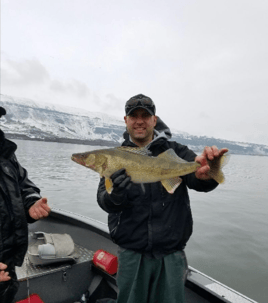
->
<box><xmin>0</xmin><ymin>94</ymin><xmax>125</xmax><ymax>144</ymax></box>
<box><xmin>1</xmin><ymin>94</ymin><xmax>268</xmax><ymax>155</ymax></box>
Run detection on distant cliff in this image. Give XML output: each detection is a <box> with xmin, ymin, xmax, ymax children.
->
<box><xmin>1</xmin><ymin>94</ymin><xmax>268</xmax><ymax>156</ymax></box>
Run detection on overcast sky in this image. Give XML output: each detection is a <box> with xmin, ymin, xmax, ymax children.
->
<box><xmin>1</xmin><ymin>0</ymin><xmax>268</xmax><ymax>145</ymax></box>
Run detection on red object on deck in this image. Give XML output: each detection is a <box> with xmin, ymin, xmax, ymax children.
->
<box><xmin>16</xmin><ymin>294</ymin><xmax>44</xmax><ymax>303</ymax></box>
<box><xmin>93</xmin><ymin>249</ymin><xmax>118</xmax><ymax>275</ymax></box>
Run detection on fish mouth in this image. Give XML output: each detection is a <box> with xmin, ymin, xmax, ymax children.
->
<box><xmin>71</xmin><ymin>154</ymin><xmax>84</xmax><ymax>165</ymax></box>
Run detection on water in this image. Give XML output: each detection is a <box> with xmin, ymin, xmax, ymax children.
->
<box><xmin>14</xmin><ymin>139</ymin><xmax>268</xmax><ymax>303</ymax></box>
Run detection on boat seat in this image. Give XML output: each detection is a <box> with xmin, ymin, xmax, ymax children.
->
<box><xmin>15</xmin><ymin>244</ymin><xmax>94</xmax><ymax>303</ymax></box>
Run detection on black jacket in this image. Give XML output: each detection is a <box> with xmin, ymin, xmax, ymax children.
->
<box><xmin>0</xmin><ymin>131</ymin><xmax>41</xmax><ymax>266</ymax></box>
<box><xmin>97</xmin><ymin>124</ymin><xmax>218</xmax><ymax>256</ymax></box>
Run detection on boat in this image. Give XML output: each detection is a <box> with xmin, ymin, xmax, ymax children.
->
<box><xmin>14</xmin><ymin>208</ymin><xmax>258</xmax><ymax>303</ymax></box>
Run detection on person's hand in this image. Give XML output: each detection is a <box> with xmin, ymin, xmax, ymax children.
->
<box><xmin>195</xmin><ymin>146</ymin><xmax>228</xmax><ymax>180</ymax></box>
<box><xmin>110</xmin><ymin>168</ymin><xmax>132</xmax><ymax>205</ymax></box>
<box><xmin>29</xmin><ymin>197</ymin><xmax>51</xmax><ymax>220</ymax></box>
<box><xmin>0</xmin><ymin>262</ymin><xmax>11</xmax><ymax>282</ymax></box>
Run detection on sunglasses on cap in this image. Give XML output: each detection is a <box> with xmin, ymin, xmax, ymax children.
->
<box><xmin>125</xmin><ymin>94</ymin><xmax>156</xmax><ymax>116</ymax></box>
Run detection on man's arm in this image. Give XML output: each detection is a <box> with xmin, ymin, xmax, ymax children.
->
<box><xmin>13</xmin><ymin>155</ymin><xmax>50</xmax><ymax>221</ymax></box>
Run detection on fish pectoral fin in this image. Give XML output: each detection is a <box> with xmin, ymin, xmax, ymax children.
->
<box><xmin>161</xmin><ymin>176</ymin><xmax>182</xmax><ymax>194</ymax></box>
<box><xmin>105</xmin><ymin>178</ymin><xmax>113</xmax><ymax>194</ymax></box>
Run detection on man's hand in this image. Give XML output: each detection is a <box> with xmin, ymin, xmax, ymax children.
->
<box><xmin>0</xmin><ymin>262</ymin><xmax>11</xmax><ymax>282</ymax></box>
<box><xmin>195</xmin><ymin>146</ymin><xmax>228</xmax><ymax>180</ymax></box>
<box><xmin>110</xmin><ymin>168</ymin><xmax>132</xmax><ymax>205</ymax></box>
<box><xmin>29</xmin><ymin>197</ymin><xmax>51</xmax><ymax>220</ymax></box>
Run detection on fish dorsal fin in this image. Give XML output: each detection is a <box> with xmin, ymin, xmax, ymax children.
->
<box><xmin>116</xmin><ymin>146</ymin><xmax>152</xmax><ymax>156</ymax></box>
<box><xmin>161</xmin><ymin>176</ymin><xmax>183</xmax><ymax>194</ymax></box>
<box><xmin>158</xmin><ymin>149</ymin><xmax>188</xmax><ymax>164</ymax></box>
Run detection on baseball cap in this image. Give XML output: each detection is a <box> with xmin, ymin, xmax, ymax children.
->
<box><xmin>125</xmin><ymin>94</ymin><xmax>156</xmax><ymax>116</ymax></box>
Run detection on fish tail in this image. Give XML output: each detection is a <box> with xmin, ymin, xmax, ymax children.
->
<box><xmin>208</xmin><ymin>154</ymin><xmax>230</xmax><ymax>184</ymax></box>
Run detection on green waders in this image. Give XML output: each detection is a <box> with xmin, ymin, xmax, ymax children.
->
<box><xmin>116</xmin><ymin>249</ymin><xmax>188</xmax><ymax>303</ymax></box>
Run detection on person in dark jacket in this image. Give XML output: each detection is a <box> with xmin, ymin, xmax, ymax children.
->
<box><xmin>0</xmin><ymin>106</ymin><xmax>51</xmax><ymax>303</ymax></box>
<box><xmin>97</xmin><ymin>94</ymin><xmax>228</xmax><ymax>303</ymax></box>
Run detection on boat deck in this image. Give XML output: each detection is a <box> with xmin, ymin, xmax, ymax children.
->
<box><xmin>16</xmin><ymin>246</ymin><xmax>210</xmax><ymax>303</ymax></box>
<box><xmin>14</xmin><ymin>209</ymin><xmax>257</xmax><ymax>303</ymax></box>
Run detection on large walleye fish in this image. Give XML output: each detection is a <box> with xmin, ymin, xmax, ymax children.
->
<box><xmin>71</xmin><ymin>147</ymin><xmax>228</xmax><ymax>194</ymax></box>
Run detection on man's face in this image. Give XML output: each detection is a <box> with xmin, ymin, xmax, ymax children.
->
<box><xmin>124</xmin><ymin>108</ymin><xmax>157</xmax><ymax>147</ymax></box>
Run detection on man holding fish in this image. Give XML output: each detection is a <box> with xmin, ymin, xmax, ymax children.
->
<box><xmin>72</xmin><ymin>94</ymin><xmax>228</xmax><ymax>303</ymax></box>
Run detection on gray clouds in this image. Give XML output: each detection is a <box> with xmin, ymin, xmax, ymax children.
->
<box><xmin>2</xmin><ymin>58</ymin><xmax>91</xmax><ymax>99</ymax></box>
<box><xmin>1</xmin><ymin>57</ymin><xmax>98</xmax><ymax>110</ymax></box>
<box><xmin>1</xmin><ymin>0</ymin><xmax>268</xmax><ymax>144</ymax></box>
<box><xmin>50</xmin><ymin>79</ymin><xmax>91</xmax><ymax>99</ymax></box>
<box><xmin>2</xmin><ymin>59</ymin><xmax>50</xmax><ymax>86</ymax></box>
